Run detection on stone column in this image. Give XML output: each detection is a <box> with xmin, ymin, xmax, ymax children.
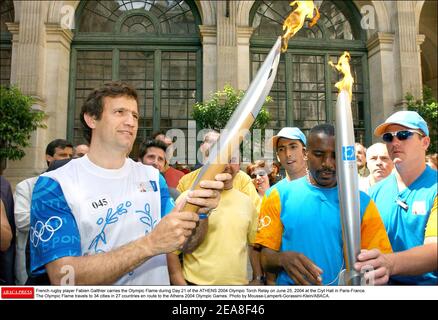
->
<box><xmin>367</xmin><ymin>32</ymin><xmax>396</xmax><ymax>139</ymax></box>
<box><xmin>416</xmin><ymin>33</ymin><xmax>426</xmax><ymax>91</ymax></box>
<box><xmin>216</xmin><ymin>1</ymin><xmax>238</xmax><ymax>91</ymax></box>
<box><xmin>392</xmin><ymin>1</ymin><xmax>425</xmax><ymax>108</ymax></box>
<box><xmin>236</xmin><ymin>27</ymin><xmax>254</xmax><ymax>91</ymax></box>
<box><xmin>5</xmin><ymin>1</ymin><xmax>49</xmax><ymax>187</ymax></box>
<box><xmin>5</xmin><ymin>2</ymin><xmax>74</xmax><ymax>188</ymax></box>
<box><xmin>9</xmin><ymin>1</ymin><xmax>47</xmax><ymax>102</ymax></box>
<box><xmin>44</xmin><ymin>24</ymin><xmax>73</xmax><ymax>139</ymax></box>
<box><xmin>199</xmin><ymin>25</ymin><xmax>217</xmax><ymax>100</ymax></box>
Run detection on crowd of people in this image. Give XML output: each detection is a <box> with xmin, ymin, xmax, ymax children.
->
<box><xmin>0</xmin><ymin>81</ymin><xmax>436</xmax><ymax>286</ymax></box>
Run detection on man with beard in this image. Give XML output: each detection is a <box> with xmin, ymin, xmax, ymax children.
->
<box><xmin>255</xmin><ymin>124</ymin><xmax>392</xmax><ymax>285</ymax></box>
<box><xmin>356</xmin><ymin>142</ymin><xmax>369</xmax><ymax>177</ymax></box>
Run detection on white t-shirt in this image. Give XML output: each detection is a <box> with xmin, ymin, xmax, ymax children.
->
<box><xmin>30</xmin><ymin>155</ymin><xmax>174</xmax><ymax>285</ymax></box>
<box><xmin>359</xmin><ymin>175</ymin><xmax>371</xmax><ymax>194</ymax></box>
<box><xmin>14</xmin><ymin>175</ymin><xmax>38</xmax><ymax>284</ymax></box>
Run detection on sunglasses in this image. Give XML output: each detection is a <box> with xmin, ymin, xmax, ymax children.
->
<box><xmin>382</xmin><ymin>130</ymin><xmax>423</xmax><ymax>143</ymax></box>
<box><xmin>250</xmin><ymin>171</ymin><xmax>267</xmax><ymax>179</ymax></box>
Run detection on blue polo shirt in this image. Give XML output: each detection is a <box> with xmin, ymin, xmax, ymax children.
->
<box><xmin>369</xmin><ymin>166</ymin><xmax>437</xmax><ymax>285</ymax></box>
<box><xmin>255</xmin><ymin>177</ymin><xmax>392</xmax><ymax>285</ymax></box>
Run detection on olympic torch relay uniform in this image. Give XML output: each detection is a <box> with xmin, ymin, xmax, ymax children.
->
<box><xmin>30</xmin><ymin>155</ymin><xmax>174</xmax><ymax>285</ymax></box>
<box><xmin>369</xmin><ymin>166</ymin><xmax>437</xmax><ymax>285</ymax></box>
<box><xmin>255</xmin><ymin>176</ymin><xmax>392</xmax><ymax>286</ymax></box>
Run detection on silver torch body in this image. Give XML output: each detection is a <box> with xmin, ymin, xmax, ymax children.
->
<box><xmin>335</xmin><ymin>89</ymin><xmax>361</xmax><ymax>285</ymax></box>
<box><xmin>182</xmin><ymin>36</ymin><xmax>281</xmax><ymax>213</ymax></box>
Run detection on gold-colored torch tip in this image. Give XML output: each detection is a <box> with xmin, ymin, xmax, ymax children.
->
<box><xmin>329</xmin><ymin>51</ymin><xmax>354</xmax><ymax>101</ymax></box>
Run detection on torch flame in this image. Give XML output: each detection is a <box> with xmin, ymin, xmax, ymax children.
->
<box><xmin>329</xmin><ymin>51</ymin><xmax>354</xmax><ymax>101</ymax></box>
<box><xmin>281</xmin><ymin>1</ymin><xmax>320</xmax><ymax>53</ymax></box>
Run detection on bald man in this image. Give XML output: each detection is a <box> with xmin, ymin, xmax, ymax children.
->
<box><xmin>359</xmin><ymin>143</ymin><xmax>394</xmax><ymax>194</ymax></box>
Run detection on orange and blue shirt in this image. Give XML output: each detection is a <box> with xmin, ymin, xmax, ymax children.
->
<box><xmin>255</xmin><ymin>176</ymin><xmax>392</xmax><ymax>285</ymax></box>
<box><xmin>370</xmin><ymin>166</ymin><xmax>437</xmax><ymax>285</ymax></box>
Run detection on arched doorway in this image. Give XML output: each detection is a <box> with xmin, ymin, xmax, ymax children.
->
<box><xmin>250</xmin><ymin>0</ymin><xmax>370</xmax><ymax>144</ymax></box>
<box><xmin>68</xmin><ymin>0</ymin><xmax>202</xmax><ymax>157</ymax></box>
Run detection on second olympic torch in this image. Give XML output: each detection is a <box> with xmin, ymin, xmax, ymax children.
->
<box><xmin>330</xmin><ymin>52</ymin><xmax>362</xmax><ymax>285</ymax></box>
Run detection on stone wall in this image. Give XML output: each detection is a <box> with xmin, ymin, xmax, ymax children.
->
<box><xmin>3</xmin><ymin>0</ymin><xmax>434</xmax><ymax>186</ymax></box>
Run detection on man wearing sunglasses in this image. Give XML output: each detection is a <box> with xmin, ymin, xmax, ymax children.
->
<box><xmin>358</xmin><ymin>111</ymin><xmax>437</xmax><ymax>285</ymax></box>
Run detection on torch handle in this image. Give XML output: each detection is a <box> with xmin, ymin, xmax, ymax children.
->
<box><xmin>182</xmin><ymin>163</ymin><xmax>227</xmax><ymax>213</ymax></box>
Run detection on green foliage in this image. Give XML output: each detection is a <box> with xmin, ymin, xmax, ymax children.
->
<box><xmin>191</xmin><ymin>84</ymin><xmax>272</xmax><ymax>131</ymax></box>
<box><xmin>0</xmin><ymin>86</ymin><xmax>46</xmax><ymax>161</ymax></box>
<box><xmin>406</xmin><ymin>86</ymin><xmax>437</xmax><ymax>154</ymax></box>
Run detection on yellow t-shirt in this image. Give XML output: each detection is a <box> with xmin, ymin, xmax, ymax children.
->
<box><xmin>180</xmin><ymin>188</ymin><xmax>258</xmax><ymax>285</ymax></box>
<box><xmin>425</xmin><ymin>197</ymin><xmax>437</xmax><ymax>238</ymax></box>
<box><xmin>177</xmin><ymin>168</ymin><xmax>260</xmax><ymax>210</ymax></box>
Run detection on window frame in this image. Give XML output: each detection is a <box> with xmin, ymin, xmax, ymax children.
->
<box><xmin>249</xmin><ymin>0</ymin><xmax>371</xmax><ymax>145</ymax></box>
<box><xmin>0</xmin><ymin>0</ymin><xmax>14</xmax><ymax>86</ymax></box>
<box><xmin>67</xmin><ymin>0</ymin><xmax>203</xmax><ymax>153</ymax></box>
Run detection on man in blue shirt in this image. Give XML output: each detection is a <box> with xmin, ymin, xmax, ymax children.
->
<box><xmin>363</xmin><ymin>111</ymin><xmax>437</xmax><ymax>285</ymax></box>
<box><xmin>256</xmin><ymin>124</ymin><xmax>392</xmax><ymax>285</ymax></box>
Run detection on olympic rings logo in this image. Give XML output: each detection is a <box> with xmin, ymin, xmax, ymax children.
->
<box><xmin>30</xmin><ymin>216</ymin><xmax>63</xmax><ymax>247</ymax></box>
<box><xmin>258</xmin><ymin>215</ymin><xmax>271</xmax><ymax>230</ymax></box>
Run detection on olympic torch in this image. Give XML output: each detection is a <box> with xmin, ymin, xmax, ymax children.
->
<box><xmin>183</xmin><ymin>1</ymin><xmax>319</xmax><ymax>211</ymax></box>
<box><xmin>182</xmin><ymin>36</ymin><xmax>282</xmax><ymax>213</ymax></box>
<box><xmin>329</xmin><ymin>52</ymin><xmax>362</xmax><ymax>285</ymax></box>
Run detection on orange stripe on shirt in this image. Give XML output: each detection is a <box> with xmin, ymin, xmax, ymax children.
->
<box><xmin>254</xmin><ymin>188</ymin><xmax>283</xmax><ymax>251</ymax></box>
<box><xmin>361</xmin><ymin>199</ymin><xmax>393</xmax><ymax>254</ymax></box>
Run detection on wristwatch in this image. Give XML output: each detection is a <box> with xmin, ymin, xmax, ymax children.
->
<box><xmin>254</xmin><ymin>275</ymin><xmax>266</xmax><ymax>283</ymax></box>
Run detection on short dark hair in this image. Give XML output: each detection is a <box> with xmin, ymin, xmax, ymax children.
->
<box><xmin>45</xmin><ymin>139</ymin><xmax>73</xmax><ymax>157</ymax></box>
<box><xmin>80</xmin><ymin>81</ymin><xmax>138</xmax><ymax>143</ymax></box>
<box><xmin>309</xmin><ymin>123</ymin><xmax>335</xmax><ymax>138</ymax></box>
<box><xmin>138</xmin><ymin>139</ymin><xmax>168</xmax><ymax>162</ymax></box>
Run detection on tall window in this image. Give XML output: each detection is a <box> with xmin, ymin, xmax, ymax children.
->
<box><xmin>250</xmin><ymin>0</ymin><xmax>369</xmax><ymax>144</ymax></box>
<box><xmin>69</xmin><ymin>0</ymin><xmax>202</xmax><ymax>156</ymax></box>
<box><xmin>0</xmin><ymin>0</ymin><xmax>14</xmax><ymax>86</ymax></box>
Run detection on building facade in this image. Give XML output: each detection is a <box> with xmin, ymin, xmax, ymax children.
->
<box><xmin>1</xmin><ymin>0</ymin><xmax>436</xmax><ymax>186</ymax></box>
